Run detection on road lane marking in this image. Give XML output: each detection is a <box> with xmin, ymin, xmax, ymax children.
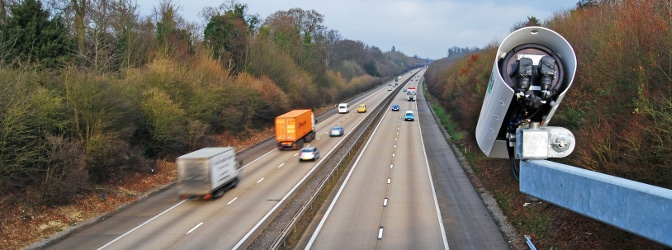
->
<box><xmin>238</xmin><ymin>104</ymin><xmax>374</xmax><ymax>250</ymax></box>
<box><xmin>257</xmin><ymin>178</ymin><xmax>264</xmax><ymax>183</ymax></box>
<box><xmin>308</xmin><ymin>85</ymin><xmax>450</xmax><ymax>249</ymax></box>
<box><xmin>186</xmin><ymin>222</ymin><xmax>203</xmax><ymax>234</ymax></box>
<box><xmin>414</xmin><ymin>98</ymin><xmax>450</xmax><ymax>249</ymax></box>
<box><xmin>240</xmin><ymin>148</ymin><xmax>277</xmax><ymax>170</ymax></box>
<box><xmin>306</xmin><ymin>106</ymin><xmax>394</xmax><ymax>249</ymax></box>
<box><xmin>278</xmin><ymin>163</ymin><xmax>285</xmax><ymax>168</ymax></box>
<box><xmin>97</xmin><ymin>199</ymin><xmax>187</xmax><ymax>250</ymax></box>
<box><xmin>227</xmin><ymin>197</ymin><xmax>238</xmax><ymax>205</ymax></box>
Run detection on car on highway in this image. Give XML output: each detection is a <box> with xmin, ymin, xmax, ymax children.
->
<box><xmin>299</xmin><ymin>147</ymin><xmax>320</xmax><ymax>161</ymax></box>
<box><xmin>404</xmin><ymin>111</ymin><xmax>415</xmax><ymax>121</ymax></box>
<box><xmin>357</xmin><ymin>104</ymin><xmax>367</xmax><ymax>113</ymax></box>
<box><xmin>330</xmin><ymin>126</ymin><xmax>344</xmax><ymax>137</ymax></box>
<box><xmin>391</xmin><ymin>104</ymin><xmax>400</xmax><ymax>111</ymax></box>
<box><xmin>338</xmin><ymin>103</ymin><xmax>348</xmax><ymax>114</ymax></box>
<box><xmin>402</xmin><ymin>88</ymin><xmax>407</xmax><ymax>92</ymax></box>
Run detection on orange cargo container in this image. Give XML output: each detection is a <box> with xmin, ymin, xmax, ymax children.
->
<box><xmin>275</xmin><ymin>109</ymin><xmax>316</xmax><ymax>150</ymax></box>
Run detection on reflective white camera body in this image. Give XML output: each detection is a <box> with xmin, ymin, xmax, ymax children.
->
<box><xmin>476</xmin><ymin>27</ymin><xmax>577</xmax><ymax>158</ymax></box>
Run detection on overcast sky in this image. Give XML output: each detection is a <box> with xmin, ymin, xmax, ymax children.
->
<box><xmin>135</xmin><ymin>0</ymin><xmax>578</xmax><ymax>59</ymax></box>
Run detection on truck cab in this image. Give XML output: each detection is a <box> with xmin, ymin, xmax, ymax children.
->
<box><xmin>407</xmin><ymin>87</ymin><xmax>417</xmax><ymax>101</ymax></box>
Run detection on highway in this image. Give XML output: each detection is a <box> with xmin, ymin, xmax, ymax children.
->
<box><xmin>47</xmin><ymin>71</ymin><xmax>415</xmax><ymax>249</ymax></box>
<box><xmin>305</xmin><ymin>75</ymin><xmax>448</xmax><ymax>249</ymax></box>
<box><xmin>45</xmin><ymin>69</ymin><xmax>508</xmax><ymax>249</ymax></box>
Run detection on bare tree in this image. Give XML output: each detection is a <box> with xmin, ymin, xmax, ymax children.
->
<box><xmin>0</xmin><ymin>0</ymin><xmax>7</xmax><ymax>26</ymax></box>
<box><xmin>323</xmin><ymin>29</ymin><xmax>341</xmax><ymax>67</ymax></box>
<box><xmin>71</xmin><ymin>0</ymin><xmax>87</xmax><ymax>54</ymax></box>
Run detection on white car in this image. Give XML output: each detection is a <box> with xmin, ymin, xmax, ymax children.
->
<box><xmin>338</xmin><ymin>103</ymin><xmax>348</xmax><ymax>113</ymax></box>
<box><xmin>299</xmin><ymin>147</ymin><xmax>320</xmax><ymax>161</ymax></box>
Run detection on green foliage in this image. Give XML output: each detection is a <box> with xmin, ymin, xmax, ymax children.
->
<box><xmin>0</xmin><ymin>69</ymin><xmax>87</xmax><ymax>204</ymax></box>
<box><xmin>204</xmin><ymin>4</ymin><xmax>250</xmax><ymax>73</ymax></box>
<box><xmin>0</xmin><ymin>72</ymin><xmax>49</xmax><ymax>190</ymax></box>
<box><xmin>335</xmin><ymin>60</ymin><xmax>365</xmax><ymax>82</ymax></box>
<box><xmin>363</xmin><ymin>60</ymin><xmax>380</xmax><ymax>77</ymax></box>
<box><xmin>2</xmin><ymin>0</ymin><xmax>74</xmax><ymax>67</ymax></box>
<box><xmin>0</xmin><ymin>3</ymin><xmax>417</xmax><ymax>209</ymax></box>
<box><xmin>429</xmin><ymin>100</ymin><xmax>465</xmax><ymax>141</ymax></box>
<box><xmin>547</xmin><ymin>1</ymin><xmax>672</xmax><ymax>188</ymax></box>
<box><xmin>140</xmin><ymin>87</ymin><xmax>188</xmax><ymax>151</ymax></box>
<box><xmin>425</xmin><ymin>47</ymin><xmax>495</xmax><ymax>138</ymax></box>
<box><xmin>155</xmin><ymin>2</ymin><xmax>193</xmax><ymax>59</ymax></box>
<box><xmin>510</xmin><ymin>16</ymin><xmax>542</xmax><ymax>32</ymax></box>
<box><xmin>62</xmin><ymin>69</ymin><xmax>146</xmax><ymax>183</ymax></box>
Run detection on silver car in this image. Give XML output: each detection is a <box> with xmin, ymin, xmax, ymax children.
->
<box><xmin>330</xmin><ymin>126</ymin><xmax>344</xmax><ymax>137</ymax></box>
<box><xmin>299</xmin><ymin>147</ymin><xmax>320</xmax><ymax>161</ymax></box>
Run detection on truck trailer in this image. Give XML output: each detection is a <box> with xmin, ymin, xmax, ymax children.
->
<box><xmin>276</xmin><ymin>109</ymin><xmax>316</xmax><ymax>150</ymax></box>
<box><xmin>407</xmin><ymin>87</ymin><xmax>417</xmax><ymax>101</ymax></box>
<box><xmin>176</xmin><ymin>147</ymin><xmax>240</xmax><ymax>200</ymax></box>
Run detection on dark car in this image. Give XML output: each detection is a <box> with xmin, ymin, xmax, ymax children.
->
<box><xmin>330</xmin><ymin>126</ymin><xmax>344</xmax><ymax>137</ymax></box>
<box><xmin>299</xmin><ymin>147</ymin><xmax>320</xmax><ymax>161</ymax></box>
<box><xmin>391</xmin><ymin>104</ymin><xmax>400</xmax><ymax>111</ymax></box>
<box><xmin>404</xmin><ymin>111</ymin><xmax>415</xmax><ymax>121</ymax></box>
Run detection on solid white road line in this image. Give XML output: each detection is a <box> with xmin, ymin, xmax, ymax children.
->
<box><xmin>97</xmin><ymin>199</ymin><xmax>188</xmax><ymax>250</ymax></box>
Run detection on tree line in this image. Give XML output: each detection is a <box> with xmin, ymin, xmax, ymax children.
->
<box><xmin>0</xmin><ymin>0</ymin><xmax>426</xmax><ymax>206</ymax></box>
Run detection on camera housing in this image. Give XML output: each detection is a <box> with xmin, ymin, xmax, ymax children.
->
<box><xmin>475</xmin><ymin>27</ymin><xmax>577</xmax><ymax>158</ymax></box>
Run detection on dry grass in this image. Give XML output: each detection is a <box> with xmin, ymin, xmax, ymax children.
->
<box><xmin>0</xmin><ymin>160</ymin><xmax>176</xmax><ymax>250</ymax></box>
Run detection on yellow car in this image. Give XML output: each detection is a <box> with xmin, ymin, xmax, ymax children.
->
<box><xmin>357</xmin><ymin>104</ymin><xmax>367</xmax><ymax>113</ymax></box>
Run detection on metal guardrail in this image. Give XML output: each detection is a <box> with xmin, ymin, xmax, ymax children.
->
<box><xmin>268</xmin><ymin>72</ymin><xmax>417</xmax><ymax>249</ymax></box>
<box><xmin>520</xmin><ymin>160</ymin><xmax>672</xmax><ymax>247</ymax></box>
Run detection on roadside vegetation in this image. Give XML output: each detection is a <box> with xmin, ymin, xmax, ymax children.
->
<box><xmin>424</xmin><ymin>1</ymin><xmax>671</xmax><ymax>249</ymax></box>
<box><xmin>0</xmin><ymin>0</ymin><xmax>428</xmax><ymax>248</ymax></box>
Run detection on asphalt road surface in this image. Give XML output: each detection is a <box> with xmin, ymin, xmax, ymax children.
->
<box><xmin>43</xmin><ymin>69</ymin><xmax>509</xmax><ymax>250</ymax></box>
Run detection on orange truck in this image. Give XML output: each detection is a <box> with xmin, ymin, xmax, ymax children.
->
<box><xmin>275</xmin><ymin>109</ymin><xmax>316</xmax><ymax>150</ymax></box>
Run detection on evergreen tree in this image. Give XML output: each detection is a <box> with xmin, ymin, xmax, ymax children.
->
<box><xmin>204</xmin><ymin>4</ymin><xmax>249</xmax><ymax>73</ymax></box>
<box><xmin>363</xmin><ymin>60</ymin><xmax>380</xmax><ymax>77</ymax></box>
<box><xmin>2</xmin><ymin>0</ymin><xmax>73</xmax><ymax>67</ymax></box>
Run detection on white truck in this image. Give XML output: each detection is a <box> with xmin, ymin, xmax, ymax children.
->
<box><xmin>176</xmin><ymin>147</ymin><xmax>240</xmax><ymax>200</ymax></box>
<box><xmin>407</xmin><ymin>87</ymin><xmax>417</xmax><ymax>101</ymax></box>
